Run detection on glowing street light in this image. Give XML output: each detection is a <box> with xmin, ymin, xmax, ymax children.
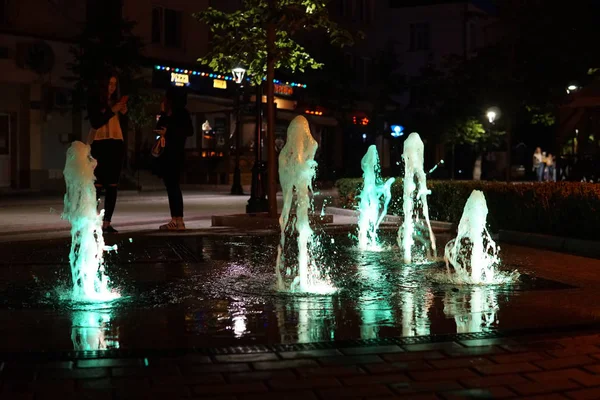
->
<box><xmin>486</xmin><ymin>107</ymin><xmax>500</xmax><ymax>124</ymax></box>
<box><xmin>566</xmin><ymin>84</ymin><xmax>579</xmax><ymax>94</ymax></box>
<box><xmin>232</xmin><ymin>67</ymin><xmax>246</xmax><ymax>84</ymax></box>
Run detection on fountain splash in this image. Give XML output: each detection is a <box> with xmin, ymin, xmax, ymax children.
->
<box><xmin>357</xmin><ymin>145</ymin><xmax>395</xmax><ymax>251</ymax></box>
<box><xmin>398</xmin><ymin>132</ymin><xmax>437</xmax><ymax>264</ymax></box>
<box><xmin>62</xmin><ymin>141</ymin><xmax>120</xmax><ymax>302</ymax></box>
<box><xmin>443</xmin><ymin>287</ymin><xmax>499</xmax><ymax>333</ymax></box>
<box><xmin>71</xmin><ymin>309</ymin><xmax>119</xmax><ymax>351</ymax></box>
<box><xmin>444</xmin><ymin>190</ymin><xmax>518</xmax><ymax>284</ymax></box>
<box><xmin>276</xmin><ymin>116</ymin><xmax>334</xmax><ymax>294</ymax></box>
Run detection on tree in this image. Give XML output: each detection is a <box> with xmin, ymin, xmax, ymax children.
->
<box><xmin>66</xmin><ymin>1</ymin><xmax>156</xmax><ymax>166</ymax></box>
<box><xmin>195</xmin><ymin>0</ymin><xmax>356</xmax><ymax>216</ymax></box>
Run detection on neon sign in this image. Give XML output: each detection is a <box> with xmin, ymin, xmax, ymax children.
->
<box><xmin>171</xmin><ymin>72</ymin><xmax>190</xmax><ymax>87</ymax></box>
<box><xmin>391</xmin><ymin>125</ymin><xmax>404</xmax><ymax>138</ymax></box>
<box><xmin>275</xmin><ymin>84</ymin><xmax>294</xmax><ymax>96</ymax></box>
<box><xmin>353</xmin><ymin>116</ymin><xmax>369</xmax><ymax>125</ymax></box>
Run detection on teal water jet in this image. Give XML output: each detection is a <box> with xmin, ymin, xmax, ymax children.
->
<box><xmin>62</xmin><ymin>141</ymin><xmax>120</xmax><ymax>302</ymax></box>
<box><xmin>398</xmin><ymin>132</ymin><xmax>437</xmax><ymax>264</ymax></box>
<box><xmin>444</xmin><ymin>190</ymin><xmax>519</xmax><ymax>284</ymax></box>
<box><xmin>276</xmin><ymin>116</ymin><xmax>334</xmax><ymax>294</ymax></box>
<box><xmin>357</xmin><ymin>145</ymin><xmax>395</xmax><ymax>251</ymax></box>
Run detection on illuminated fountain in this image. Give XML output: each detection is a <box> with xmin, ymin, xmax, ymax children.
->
<box><xmin>398</xmin><ymin>132</ymin><xmax>437</xmax><ymax>264</ymax></box>
<box><xmin>71</xmin><ymin>309</ymin><xmax>119</xmax><ymax>351</ymax></box>
<box><xmin>443</xmin><ymin>287</ymin><xmax>499</xmax><ymax>333</ymax></box>
<box><xmin>444</xmin><ymin>190</ymin><xmax>518</xmax><ymax>284</ymax></box>
<box><xmin>357</xmin><ymin>145</ymin><xmax>395</xmax><ymax>251</ymax></box>
<box><xmin>62</xmin><ymin>141</ymin><xmax>120</xmax><ymax>302</ymax></box>
<box><xmin>276</xmin><ymin>116</ymin><xmax>334</xmax><ymax>294</ymax></box>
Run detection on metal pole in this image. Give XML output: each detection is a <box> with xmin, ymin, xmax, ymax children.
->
<box><xmin>246</xmin><ymin>83</ymin><xmax>268</xmax><ymax>213</ymax></box>
<box><xmin>230</xmin><ymin>86</ymin><xmax>244</xmax><ymax>195</ymax></box>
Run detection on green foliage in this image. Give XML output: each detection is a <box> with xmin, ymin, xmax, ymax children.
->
<box><xmin>127</xmin><ymin>80</ymin><xmax>162</xmax><ymax>130</ymax></box>
<box><xmin>336</xmin><ymin>178</ymin><xmax>600</xmax><ymax>240</ymax></box>
<box><xmin>445</xmin><ymin>117</ymin><xmax>505</xmax><ymax>152</ymax></box>
<box><xmin>194</xmin><ymin>0</ymin><xmax>355</xmax><ymax>84</ymax></box>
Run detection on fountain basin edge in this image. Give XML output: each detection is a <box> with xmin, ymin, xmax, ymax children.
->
<box><xmin>212</xmin><ymin>213</ymin><xmax>333</xmax><ymax>229</ymax></box>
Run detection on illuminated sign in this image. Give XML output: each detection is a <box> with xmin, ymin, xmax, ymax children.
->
<box><xmin>170</xmin><ymin>72</ymin><xmax>190</xmax><ymax>87</ymax></box>
<box><xmin>353</xmin><ymin>116</ymin><xmax>369</xmax><ymax>125</ymax></box>
<box><xmin>213</xmin><ymin>79</ymin><xmax>227</xmax><ymax>89</ymax></box>
<box><xmin>275</xmin><ymin>84</ymin><xmax>294</xmax><ymax>96</ymax></box>
<box><xmin>391</xmin><ymin>125</ymin><xmax>404</xmax><ymax>137</ymax></box>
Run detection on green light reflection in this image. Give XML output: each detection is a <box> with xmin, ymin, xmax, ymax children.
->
<box><xmin>71</xmin><ymin>309</ymin><xmax>119</xmax><ymax>351</ymax></box>
<box><xmin>443</xmin><ymin>287</ymin><xmax>499</xmax><ymax>333</ymax></box>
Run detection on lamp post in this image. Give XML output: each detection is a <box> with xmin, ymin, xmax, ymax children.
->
<box><xmin>230</xmin><ymin>67</ymin><xmax>246</xmax><ymax>195</ymax></box>
<box><xmin>246</xmin><ymin>83</ymin><xmax>269</xmax><ymax>213</ymax></box>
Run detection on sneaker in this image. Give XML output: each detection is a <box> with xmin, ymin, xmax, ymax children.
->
<box><xmin>102</xmin><ymin>225</ymin><xmax>119</xmax><ymax>234</ymax></box>
<box><xmin>159</xmin><ymin>219</ymin><xmax>185</xmax><ymax>231</ymax></box>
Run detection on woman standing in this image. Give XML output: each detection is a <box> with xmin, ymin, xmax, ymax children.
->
<box><xmin>87</xmin><ymin>73</ymin><xmax>128</xmax><ymax>234</ymax></box>
<box><xmin>155</xmin><ymin>87</ymin><xmax>193</xmax><ymax>230</ymax></box>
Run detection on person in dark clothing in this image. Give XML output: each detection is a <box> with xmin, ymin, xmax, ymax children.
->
<box><xmin>155</xmin><ymin>87</ymin><xmax>193</xmax><ymax>230</ymax></box>
<box><xmin>86</xmin><ymin>72</ymin><xmax>128</xmax><ymax>234</ymax></box>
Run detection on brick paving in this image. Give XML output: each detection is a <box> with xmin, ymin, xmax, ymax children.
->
<box><xmin>3</xmin><ymin>330</ymin><xmax>600</xmax><ymax>399</ymax></box>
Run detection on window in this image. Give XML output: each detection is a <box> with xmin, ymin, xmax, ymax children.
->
<box><xmin>358</xmin><ymin>0</ymin><xmax>372</xmax><ymax>22</ymax></box>
<box><xmin>409</xmin><ymin>23</ymin><xmax>431</xmax><ymax>51</ymax></box>
<box><xmin>0</xmin><ymin>0</ymin><xmax>7</xmax><ymax>25</ymax></box>
<box><xmin>151</xmin><ymin>6</ymin><xmax>182</xmax><ymax>48</ymax></box>
<box><xmin>469</xmin><ymin>22</ymin><xmax>477</xmax><ymax>52</ymax></box>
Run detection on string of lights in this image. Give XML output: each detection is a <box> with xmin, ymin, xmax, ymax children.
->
<box><xmin>154</xmin><ymin>65</ymin><xmax>308</xmax><ymax>88</ymax></box>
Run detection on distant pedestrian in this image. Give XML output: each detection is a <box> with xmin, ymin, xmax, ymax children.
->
<box><xmin>154</xmin><ymin>87</ymin><xmax>193</xmax><ymax>230</ymax></box>
<box><xmin>86</xmin><ymin>72</ymin><xmax>128</xmax><ymax>234</ymax></box>
<box><xmin>544</xmin><ymin>153</ymin><xmax>556</xmax><ymax>181</ymax></box>
<box><xmin>532</xmin><ymin>147</ymin><xmax>544</xmax><ymax>182</ymax></box>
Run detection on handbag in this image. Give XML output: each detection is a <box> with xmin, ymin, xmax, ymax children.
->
<box><xmin>151</xmin><ymin>136</ymin><xmax>166</xmax><ymax>158</ymax></box>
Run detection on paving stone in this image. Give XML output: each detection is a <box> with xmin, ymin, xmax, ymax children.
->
<box><xmin>460</xmin><ymin>373</ymin><xmax>531</xmax><ymax>388</ymax></box>
<box><xmin>183</xmin><ymin>363</ymin><xmax>251</xmax><ymax>374</ymax></box>
<box><xmin>318</xmin><ymin>384</ymin><xmax>394</xmax><ymax>398</ymax></box>
<box><xmin>340</xmin><ymin>373</ymin><xmax>409</xmax><ymax>386</ymax></box>
<box><xmin>296</xmin><ymin>365</ymin><xmax>365</xmax><ymax>378</ymax></box>
<box><xmin>227</xmin><ymin>369</ymin><xmax>297</xmax><ymax>383</ymax></box>
<box><xmin>363</xmin><ymin>360</ymin><xmax>432</xmax><ymax>374</ymax></box>
<box><xmin>391</xmin><ymin>380</ymin><xmax>464</xmax><ymax>394</ymax></box>
<box><xmin>548</xmin><ymin>345</ymin><xmax>600</xmax><ymax>358</ymax></box>
<box><xmin>111</xmin><ymin>365</ymin><xmax>180</xmax><ymax>378</ymax></box>
<box><xmin>500</xmin><ymin>342</ymin><xmax>564</xmax><ymax>352</ymax></box>
<box><xmin>382</xmin><ymin>351</ymin><xmax>445</xmax><ymax>362</ymax></box>
<box><xmin>77</xmin><ymin>378</ymin><xmax>114</xmax><ymax>390</ymax></box>
<box><xmin>409</xmin><ymin>368</ymin><xmax>477</xmax><ymax>382</ymax></box>
<box><xmin>241</xmin><ymin>390</ymin><xmax>318</xmax><ymax>400</ymax></box>
<box><xmin>33</xmin><ymin>379</ymin><xmax>76</xmax><ymax>392</ymax></box>
<box><xmin>510</xmin><ymin>379</ymin><xmax>580</xmax><ymax>396</ymax></box>
<box><xmin>490</xmin><ymin>352</ymin><xmax>549</xmax><ymax>364</ymax></box>
<box><xmin>534</xmin><ymin>355</ymin><xmax>597</xmax><ymax>370</ymax></box>
<box><xmin>152</xmin><ymin>373</ymin><xmax>225</xmax><ymax>386</ymax></box>
<box><xmin>475</xmin><ymin>362</ymin><xmax>540</xmax><ymax>375</ymax></box>
<box><xmin>39</xmin><ymin>368</ymin><xmax>109</xmax><ymax>380</ymax></box>
<box><xmin>430</xmin><ymin>356</ymin><xmax>493</xmax><ymax>369</ymax></box>
<box><xmin>253</xmin><ymin>359</ymin><xmax>318</xmax><ymax>370</ymax></box>
<box><xmin>583</xmin><ymin>363</ymin><xmax>600</xmax><ymax>374</ymax></box>
<box><xmin>403</xmin><ymin>341</ymin><xmax>464</xmax><ymax>352</ymax></box>
<box><xmin>154</xmin><ymin>354</ymin><xmax>212</xmax><ymax>364</ymax></box>
<box><xmin>442</xmin><ymin>386</ymin><xmax>516</xmax><ymax>399</ymax></box>
<box><xmin>36</xmin><ymin>361</ymin><xmax>74</xmax><ymax>369</ymax></box>
<box><xmin>340</xmin><ymin>345</ymin><xmax>403</xmax><ymax>356</ymax></box>
<box><xmin>215</xmin><ymin>353</ymin><xmax>279</xmax><ymax>363</ymax></box>
<box><xmin>566</xmin><ymin>387</ymin><xmax>600</xmax><ymax>400</ymax></box>
<box><xmin>518</xmin><ymin>394</ymin><xmax>570</xmax><ymax>400</ymax></box>
<box><xmin>279</xmin><ymin>349</ymin><xmax>342</xmax><ymax>359</ymax></box>
<box><xmin>442</xmin><ymin>346</ymin><xmax>505</xmax><ymax>358</ymax></box>
<box><xmin>192</xmin><ymin>382</ymin><xmax>268</xmax><ymax>396</ymax></box>
<box><xmin>318</xmin><ymin>354</ymin><xmax>384</xmax><ymax>365</ymax></box>
<box><xmin>267</xmin><ymin>377</ymin><xmax>340</xmax><ymax>390</ymax></box>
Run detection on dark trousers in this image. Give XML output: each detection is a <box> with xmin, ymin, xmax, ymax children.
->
<box><xmin>163</xmin><ymin>168</ymin><xmax>183</xmax><ymax>217</ymax></box>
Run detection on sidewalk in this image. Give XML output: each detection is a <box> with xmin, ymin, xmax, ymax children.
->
<box><xmin>3</xmin><ymin>326</ymin><xmax>600</xmax><ymax>399</ymax></box>
<box><xmin>0</xmin><ymin>188</ymin><xmax>342</xmax><ymax>243</ymax></box>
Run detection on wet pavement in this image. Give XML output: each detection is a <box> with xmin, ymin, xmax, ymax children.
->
<box><xmin>0</xmin><ymin>227</ymin><xmax>599</xmax><ymax>355</ymax></box>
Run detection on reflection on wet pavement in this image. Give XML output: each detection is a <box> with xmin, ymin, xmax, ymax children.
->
<box><xmin>0</xmin><ymin>232</ymin><xmax>585</xmax><ymax>352</ymax></box>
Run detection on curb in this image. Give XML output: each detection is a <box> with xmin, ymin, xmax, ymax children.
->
<box><xmin>498</xmin><ymin>230</ymin><xmax>600</xmax><ymax>259</ymax></box>
<box><xmin>325</xmin><ymin>206</ymin><xmax>456</xmax><ymax>230</ymax></box>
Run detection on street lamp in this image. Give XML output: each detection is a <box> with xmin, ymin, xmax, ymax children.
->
<box><xmin>230</xmin><ymin>66</ymin><xmax>246</xmax><ymax>195</ymax></box>
<box><xmin>486</xmin><ymin>107</ymin><xmax>500</xmax><ymax>124</ymax></box>
<box><xmin>566</xmin><ymin>84</ymin><xmax>579</xmax><ymax>94</ymax></box>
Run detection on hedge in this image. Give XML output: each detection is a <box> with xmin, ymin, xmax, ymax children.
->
<box><xmin>335</xmin><ymin>178</ymin><xmax>600</xmax><ymax>240</ymax></box>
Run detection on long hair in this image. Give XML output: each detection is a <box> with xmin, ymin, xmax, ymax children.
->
<box><xmin>95</xmin><ymin>71</ymin><xmax>119</xmax><ymax>106</ymax></box>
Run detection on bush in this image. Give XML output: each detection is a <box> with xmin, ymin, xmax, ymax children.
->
<box><xmin>335</xmin><ymin>178</ymin><xmax>600</xmax><ymax>240</ymax></box>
